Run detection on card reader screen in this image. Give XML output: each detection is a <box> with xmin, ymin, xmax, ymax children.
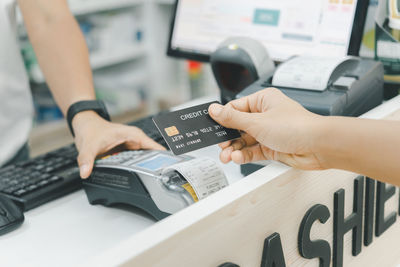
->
<box><xmin>135</xmin><ymin>155</ymin><xmax>180</xmax><ymax>171</ymax></box>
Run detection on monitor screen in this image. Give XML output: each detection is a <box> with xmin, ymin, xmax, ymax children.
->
<box><xmin>167</xmin><ymin>0</ymin><xmax>368</xmax><ymax>62</ymax></box>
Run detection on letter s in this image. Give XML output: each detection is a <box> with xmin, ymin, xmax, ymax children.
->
<box><xmin>298</xmin><ymin>204</ymin><xmax>331</xmax><ymax>267</ymax></box>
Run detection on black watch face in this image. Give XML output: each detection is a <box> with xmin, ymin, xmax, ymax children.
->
<box><xmin>67</xmin><ymin>100</ymin><xmax>110</xmax><ymax>136</ymax></box>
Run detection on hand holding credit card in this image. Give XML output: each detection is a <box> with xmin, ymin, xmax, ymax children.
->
<box><xmin>153</xmin><ymin>101</ymin><xmax>241</xmax><ymax>155</ymax></box>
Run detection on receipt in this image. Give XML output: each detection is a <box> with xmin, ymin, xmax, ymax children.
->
<box><xmin>272</xmin><ymin>56</ymin><xmax>352</xmax><ymax>91</ymax></box>
<box><xmin>163</xmin><ymin>158</ymin><xmax>229</xmax><ymax>200</ymax></box>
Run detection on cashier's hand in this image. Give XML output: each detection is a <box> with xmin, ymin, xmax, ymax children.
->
<box><xmin>208</xmin><ymin>88</ymin><xmax>326</xmax><ymax>170</ymax></box>
<box><xmin>72</xmin><ymin>111</ymin><xmax>166</xmax><ymax>179</ymax></box>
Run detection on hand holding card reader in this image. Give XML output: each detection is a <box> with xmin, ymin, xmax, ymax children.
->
<box><xmin>83</xmin><ymin>150</ymin><xmax>229</xmax><ymax>220</ymax></box>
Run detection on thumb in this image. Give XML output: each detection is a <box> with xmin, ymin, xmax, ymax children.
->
<box><xmin>209</xmin><ymin>103</ymin><xmax>253</xmax><ymax>131</ymax></box>
<box><xmin>77</xmin><ymin>146</ymin><xmax>96</xmax><ymax>179</ymax></box>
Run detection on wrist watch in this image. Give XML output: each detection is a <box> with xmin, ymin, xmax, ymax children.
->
<box><xmin>67</xmin><ymin>100</ymin><xmax>111</xmax><ymax>137</ymax></box>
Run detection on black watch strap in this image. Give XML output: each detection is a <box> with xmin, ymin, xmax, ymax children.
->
<box><xmin>67</xmin><ymin>100</ymin><xmax>111</xmax><ymax>137</ymax></box>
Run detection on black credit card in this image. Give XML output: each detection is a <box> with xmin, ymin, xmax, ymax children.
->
<box><xmin>153</xmin><ymin>101</ymin><xmax>241</xmax><ymax>155</ymax></box>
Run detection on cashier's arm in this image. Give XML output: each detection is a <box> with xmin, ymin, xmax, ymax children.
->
<box><xmin>18</xmin><ymin>0</ymin><xmax>164</xmax><ymax>178</ymax></box>
<box><xmin>209</xmin><ymin>88</ymin><xmax>400</xmax><ymax>185</ymax></box>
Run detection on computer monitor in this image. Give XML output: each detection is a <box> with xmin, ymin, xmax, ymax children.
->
<box><xmin>167</xmin><ymin>0</ymin><xmax>369</xmax><ymax>62</ymax></box>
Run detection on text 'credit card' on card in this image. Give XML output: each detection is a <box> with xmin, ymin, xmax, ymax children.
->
<box><xmin>152</xmin><ymin>101</ymin><xmax>241</xmax><ymax>155</ymax></box>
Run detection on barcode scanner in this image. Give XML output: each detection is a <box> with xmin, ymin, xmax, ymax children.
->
<box><xmin>210</xmin><ymin>37</ymin><xmax>275</xmax><ymax>104</ymax></box>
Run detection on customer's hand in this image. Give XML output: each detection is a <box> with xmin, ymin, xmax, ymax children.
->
<box><xmin>72</xmin><ymin>111</ymin><xmax>165</xmax><ymax>178</ymax></box>
<box><xmin>208</xmin><ymin>88</ymin><xmax>326</xmax><ymax>170</ymax></box>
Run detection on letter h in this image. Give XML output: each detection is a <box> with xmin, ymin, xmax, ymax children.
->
<box><xmin>333</xmin><ymin>176</ymin><xmax>364</xmax><ymax>267</ymax></box>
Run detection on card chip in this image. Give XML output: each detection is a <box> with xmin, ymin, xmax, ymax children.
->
<box><xmin>165</xmin><ymin>126</ymin><xmax>179</xmax><ymax>136</ymax></box>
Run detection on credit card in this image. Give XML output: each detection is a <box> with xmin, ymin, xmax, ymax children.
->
<box><xmin>153</xmin><ymin>101</ymin><xmax>241</xmax><ymax>155</ymax></box>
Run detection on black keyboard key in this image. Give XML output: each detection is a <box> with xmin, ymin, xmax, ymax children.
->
<box><xmin>35</xmin><ymin>164</ymin><xmax>45</xmax><ymax>171</ymax></box>
<box><xmin>49</xmin><ymin>176</ymin><xmax>62</xmax><ymax>183</ymax></box>
<box><xmin>26</xmin><ymin>184</ymin><xmax>38</xmax><ymax>192</ymax></box>
<box><xmin>8</xmin><ymin>180</ymin><xmax>18</xmax><ymax>186</ymax></box>
<box><xmin>14</xmin><ymin>189</ymin><xmax>27</xmax><ymax>196</ymax></box>
<box><xmin>44</xmin><ymin>166</ymin><xmax>55</xmax><ymax>173</ymax></box>
<box><xmin>16</xmin><ymin>182</ymin><xmax>29</xmax><ymax>188</ymax></box>
<box><xmin>16</xmin><ymin>161</ymin><xmax>32</xmax><ymax>168</ymax></box>
<box><xmin>3</xmin><ymin>186</ymin><xmax>17</xmax><ymax>194</ymax></box>
<box><xmin>37</xmin><ymin>180</ymin><xmax>50</xmax><ymax>187</ymax></box>
<box><xmin>53</xmin><ymin>163</ymin><xmax>65</xmax><ymax>172</ymax></box>
<box><xmin>30</xmin><ymin>171</ymin><xmax>41</xmax><ymax>177</ymax></box>
<box><xmin>1</xmin><ymin>177</ymin><xmax>11</xmax><ymax>183</ymax></box>
<box><xmin>20</xmin><ymin>176</ymin><xmax>30</xmax><ymax>182</ymax></box>
<box><xmin>63</xmin><ymin>159</ymin><xmax>74</xmax><ymax>166</ymax></box>
<box><xmin>40</xmin><ymin>173</ymin><xmax>51</xmax><ymax>179</ymax></box>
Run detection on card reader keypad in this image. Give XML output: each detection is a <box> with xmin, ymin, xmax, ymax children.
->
<box><xmin>96</xmin><ymin>151</ymin><xmax>147</xmax><ymax>165</ymax></box>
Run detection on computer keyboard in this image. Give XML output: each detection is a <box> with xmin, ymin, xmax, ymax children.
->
<box><xmin>0</xmin><ymin>144</ymin><xmax>79</xmax><ymax>211</ymax></box>
<box><xmin>0</xmin><ymin>114</ymin><xmax>167</xmax><ymax>211</ymax></box>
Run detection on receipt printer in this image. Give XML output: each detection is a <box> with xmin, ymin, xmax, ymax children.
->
<box><xmin>83</xmin><ymin>150</ymin><xmax>197</xmax><ymax>221</ymax></box>
<box><xmin>238</xmin><ymin>57</ymin><xmax>384</xmax><ymax>116</ymax></box>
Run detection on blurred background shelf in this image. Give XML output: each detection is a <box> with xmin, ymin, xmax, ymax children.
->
<box><xmin>156</xmin><ymin>0</ymin><xmax>175</xmax><ymax>5</ymax></box>
<box><xmin>69</xmin><ymin>0</ymin><xmax>143</xmax><ymax>16</ymax></box>
<box><xmin>90</xmin><ymin>45</ymin><xmax>146</xmax><ymax>69</ymax></box>
<box><xmin>29</xmin><ymin>46</ymin><xmax>147</xmax><ymax>84</ymax></box>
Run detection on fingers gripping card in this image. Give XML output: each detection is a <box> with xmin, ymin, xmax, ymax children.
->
<box><xmin>153</xmin><ymin>101</ymin><xmax>241</xmax><ymax>155</ymax></box>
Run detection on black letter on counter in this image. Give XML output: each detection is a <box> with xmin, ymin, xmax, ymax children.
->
<box><xmin>261</xmin><ymin>232</ymin><xmax>286</xmax><ymax>267</ymax></box>
<box><xmin>333</xmin><ymin>176</ymin><xmax>364</xmax><ymax>267</ymax></box>
<box><xmin>218</xmin><ymin>263</ymin><xmax>240</xmax><ymax>267</ymax></box>
<box><xmin>298</xmin><ymin>204</ymin><xmax>331</xmax><ymax>267</ymax></box>
<box><xmin>364</xmin><ymin>177</ymin><xmax>375</xmax><ymax>246</ymax></box>
<box><xmin>398</xmin><ymin>186</ymin><xmax>400</xmax><ymax>216</ymax></box>
<box><xmin>376</xmin><ymin>182</ymin><xmax>396</xmax><ymax>236</ymax></box>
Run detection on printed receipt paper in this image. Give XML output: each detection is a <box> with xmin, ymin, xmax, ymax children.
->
<box><xmin>163</xmin><ymin>158</ymin><xmax>229</xmax><ymax>201</ymax></box>
<box><xmin>272</xmin><ymin>56</ymin><xmax>353</xmax><ymax>91</ymax></box>
<box><xmin>153</xmin><ymin>101</ymin><xmax>241</xmax><ymax>155</ymax></box>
